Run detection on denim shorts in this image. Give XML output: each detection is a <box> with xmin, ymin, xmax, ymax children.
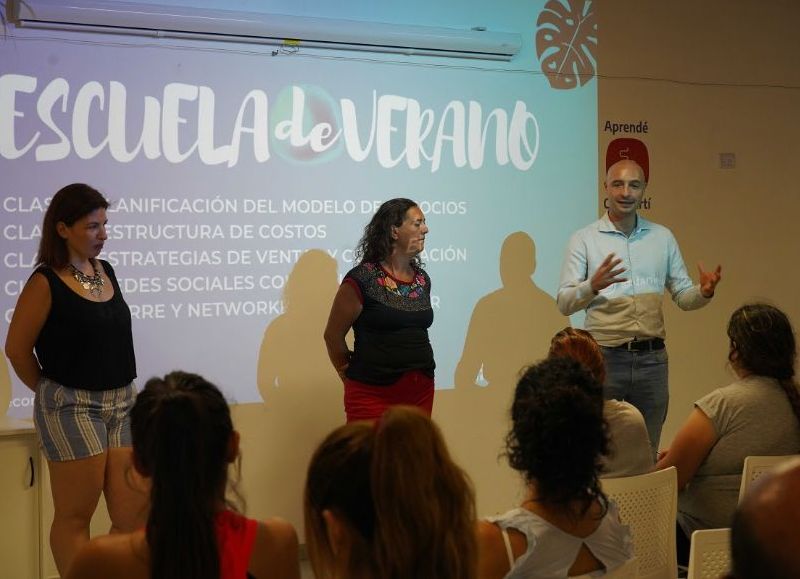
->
<box><xmin>34</xmin><ymin>377</ymin><xmax>136</xmax><ymax>462</ymax></box>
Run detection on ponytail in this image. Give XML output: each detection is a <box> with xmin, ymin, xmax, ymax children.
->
<box><xmin>132</xmin><ymin>372</ymin><xmax>234</xmax><ymax>579</ymax></box>
<box><xmin>778</xmin><ymin>379</ymin><xmax>800</xmax><ymax>427</ymax></box>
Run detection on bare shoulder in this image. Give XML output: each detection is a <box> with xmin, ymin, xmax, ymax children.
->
<box><xmin>335</xmin><ymin>279</ymin><xmax>361</xmax><ymax>305</ymax></box>
<box><xmin>20</xmin><ymin>270</ymin><xmax>51</xmax><ymax>300</ymax></box>
<box><xmin>477</xmin><ymin>519</ymin><xmax>503</xmax><ymax>546</ymax></box>
<box><xmin>13</xmin><ymin>271</ymin><xmax>52</xmax><ymax>315</ymax></box>
<box><xmin>249</xmin><ymin>517</ymin><xmax>300</xmax><ymax>579</ymax></box>
<box><xmin>6</xmin><ymin>272</ymin><xmax>52</xmax><ymax>361</ymax></box>
<box><xmin>262</xmin><ymin>516</ymin><xmax>299</xmax><ymax>547</ymax></box>
<box><xmin>65</xmin><ymin>532</ymin><xmax>146</xmax><ymax>579</ymax></box>
<box><xmin>476</xmin><ymin>520</ymin><xmax>513</xmax><ymax>579</ymax></box>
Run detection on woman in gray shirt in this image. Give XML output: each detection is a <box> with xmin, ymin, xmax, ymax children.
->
<box><xmin>656</xmin><ymin>303</ymin><xmax>800</xmax><ymax>561</ymax></box>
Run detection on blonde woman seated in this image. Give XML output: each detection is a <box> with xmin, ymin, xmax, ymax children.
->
<box><xmin>304</xmin><ymin>405</ymin><xmax>477</xmax><ymax>579</ymax></box>
<box><xmin>549</xmin><ymin>328</ymin><xmax>653</xmax><ymax>478</ymax></box>
<box><xmin>66</xmin><ymin>372</ymin><xmax>300</xmax><ymax>579</ymax></box>
<box><xmin>477</xmin><ymin>358</ymin><xmax>633</xmax><ymax>579</ymax></box>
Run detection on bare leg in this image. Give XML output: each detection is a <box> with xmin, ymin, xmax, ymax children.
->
<box><xmin>104</xmin><ymin>446</ymin><xmax>149</xmax><ymax>533</ymax></box>
<box><xmin>48</xmin><ymin>453</ymin><xmax>106</xmax><ymax>575</ymax></box>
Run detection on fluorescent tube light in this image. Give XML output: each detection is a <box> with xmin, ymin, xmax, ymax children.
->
<box><xmin>10</xmin><ymin>0</ymin><xmax>521</xmax><ymax>61</ymax></box>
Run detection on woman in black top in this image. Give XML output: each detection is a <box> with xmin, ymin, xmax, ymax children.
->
<box><xmin>324</xmin><ymin>198</ymin><xmax>434</xmax><ymax>422</ymax></box>
<box><xmin>5</xmin><ymin>183</ymin><xmax>145</xmax><ymax>575</ymax></box>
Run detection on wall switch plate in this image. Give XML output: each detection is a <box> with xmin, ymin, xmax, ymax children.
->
<box><xmin>719</xmin><ymin>152</ymin><xmax>736</xmax><ymax>169</ymax></box>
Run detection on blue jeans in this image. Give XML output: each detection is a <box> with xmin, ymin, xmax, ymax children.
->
<box><xmin>601</xmin><ymin>346</ymin><xmax>669</xmax><ymax>455</ymax></box>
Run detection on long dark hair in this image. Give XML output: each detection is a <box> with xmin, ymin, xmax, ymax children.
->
<box><xmin>304</xmin><ymin>406</ymin><xmax>476</xmax><ymax>579</ymax></box>
<box><xmin>37</xmin><ymin>183</ymin><xmax>109</xmax><ymax>268</ymax></box>
<box><xmin>131</xmin><ymin>371</ymin><xmax>239</xmax><ymax>579</ymax></box>
<box><xmin>727</xmin><ymin>303</ymin><xmax>800</xmax><ymax>424</ymax></box>
<box><xmin>354</xmin><ymin>198</ymin><xmax>421</xmax><ymax>266</ymax></box>
<box><xmin>507</xmin><ymin>357</ymin><xmax>609</xmax><ymax>515</ymax></box>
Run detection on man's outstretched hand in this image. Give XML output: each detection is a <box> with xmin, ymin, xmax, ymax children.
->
<box><xmin>699</xmin><ymin>263</ymin><xmax>722</xmax><ymax>298</ymax></box>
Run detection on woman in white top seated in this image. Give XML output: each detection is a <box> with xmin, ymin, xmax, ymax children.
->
<box><xmin>477</xmin><ymin>357</ymin><xmax>633</xmax><ymax>579</ymax></box>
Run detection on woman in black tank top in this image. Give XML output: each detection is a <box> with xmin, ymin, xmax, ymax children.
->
<box><xmin>5</xmin><ymin>183</ymin><xmax>145</xmax><ymax>575</ymax></box>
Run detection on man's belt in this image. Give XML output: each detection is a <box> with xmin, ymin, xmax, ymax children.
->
<box><xmin>611</xmin><ymin>338</ymin><xmax>665</xmax><ymax>351</ymax></box>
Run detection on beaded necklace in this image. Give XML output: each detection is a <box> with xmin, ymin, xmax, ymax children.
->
<box><xmin>68</xmin><ymin>260</ymin><xmax>104</xmax><ymax>298</ymax></box>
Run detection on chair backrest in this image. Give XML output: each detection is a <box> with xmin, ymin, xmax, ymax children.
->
<box><xmin>687</xmin><ymin>528</ymin><xmax>731</xmax><ymax>579</ymax></box>
<box><xmin>601</xmin><ymin>466</ymin><xmax>677</xmax><ymax>579</ymax></box>
<box><xmin>738</xmin><ymin>455</ymin><xmax>797</xmax><ymax>503</ymax></box>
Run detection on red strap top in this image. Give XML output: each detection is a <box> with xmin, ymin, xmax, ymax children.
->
<box><xmin>216</xmin><ymin>510</ymin><xmax>259</xmax><ymax>579</ymax></box>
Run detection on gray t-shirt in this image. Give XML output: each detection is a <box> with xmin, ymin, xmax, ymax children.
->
<box><xmin>601</xmin><ymin>400</ymin><xmax>654</xmax><ymax>479</ymax></box>
<box><xmin>678</xmin><ymin>375</ymin><xmax>800</xmax><ymax>534</ymax></box>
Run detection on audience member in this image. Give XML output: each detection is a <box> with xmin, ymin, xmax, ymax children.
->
<box><xmin>729</xmin><ymin>458</ymin><xmax>800</xmax><ymax>579</ymax></box>
<box><xmin>477</xmin><ymin>358</ymin><xmax>633</xmax><ymax>579</ymax></box>
<box><xmin>656</xmin><ymin>303</ymin><xmax>800</xmax><ymax>562</ymax></box>
<box><xmin>304</xmin><ymin>405</ymin><xmax>476</xmax><ymax>579</ymax></box>
<box><xmin>548</xmin><ymin>327</ymin><xmax>653</xmax><ymax>477</ymax></box>
<box><xmin>66</xmin><ymin>372</ymin><xmax>300</xmax><ymax>579</ymax></box>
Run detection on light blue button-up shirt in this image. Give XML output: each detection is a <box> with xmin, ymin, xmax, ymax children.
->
<box><xmin>557</xmin><ymin>213</ymin><xmax>709</xmax><ymax>346</ymax></box>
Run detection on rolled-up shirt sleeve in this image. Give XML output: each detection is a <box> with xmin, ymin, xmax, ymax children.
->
<box><xmin>665</xmin><ymin>231</ymin><xmax>711</xmax><ymax>311</ymax></box>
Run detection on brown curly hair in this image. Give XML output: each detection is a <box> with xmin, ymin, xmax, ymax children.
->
<box><xmin>354</xmin><ymin>198</ymin><xmax>422</xmax><ymax>267</ymax></box>
<box><xmin>506</xmin><ymin>357</ymin><xmax>609</xmax><ymax>516</ymax></box>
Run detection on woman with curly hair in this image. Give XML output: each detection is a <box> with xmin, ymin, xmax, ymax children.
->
<box><xmin>304</xmin><ymin>405</ymin><xmax>476</xmax><ymax>579</ymax></box>
<box><xmin>656</xmin><ymin>302</ymin><xmax>800</xmax><ymax>563</ymax></box>
<box><xmin>477</xmin><ymin>358</ymin><xmax>633</xmax><ymax>579</ymax></box>
<box><xmin>324</xmin><ymin>198</ymin><xmax>434</xmax><ymax>422</ymax></box>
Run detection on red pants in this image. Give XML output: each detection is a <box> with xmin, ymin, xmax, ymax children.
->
<box><xmin>344</xmin><ymin>371</ymin><xmax>434</xmax><ymax>423</ymax></box>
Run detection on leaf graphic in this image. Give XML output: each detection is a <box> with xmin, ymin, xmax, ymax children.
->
<box><xmin>536</xmin><ymin>0</ymin><xmax>597</xmax><ymax>90</ymax></box>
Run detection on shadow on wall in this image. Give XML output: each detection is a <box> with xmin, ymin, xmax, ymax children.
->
<box><xmin>233</xmin><ymin>249</ymin><xmax>344</xmax><ymax>531</ymax></box>
<box><xmin>434</xmin><ymin>231</ymin><xmax>567</xmax><ymax>514</ymax></box>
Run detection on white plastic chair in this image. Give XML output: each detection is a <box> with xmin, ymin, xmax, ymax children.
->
<box><xmin>601</xmin><ymin>466</ymin><xmax>678</xmax><ymax>579</ymax></box>
<box><xmin>686</xmin><ymin>528</ymin><xmax>730</xmax><ymax>579</ymax></box>
<box><xmin>738</xmin><ymin>455</ymin><xmax>797</xmax><ymax>503</ymax></box>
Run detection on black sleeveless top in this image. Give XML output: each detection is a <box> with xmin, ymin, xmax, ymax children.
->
<box><xmin>343</xmin><ymin>261</ymin><xmax>434</xmax><ymax>385</ymax></box>
<box><xmin>34</xmin><ymin>259</ymin><xmax>137</xmax><ymax>391</ymax></box>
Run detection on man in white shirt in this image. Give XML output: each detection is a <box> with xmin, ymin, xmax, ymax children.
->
<box><xmin>557</xmin><ymin>160</ymin><xmax>721</xmax><ymax>452</ymax></box>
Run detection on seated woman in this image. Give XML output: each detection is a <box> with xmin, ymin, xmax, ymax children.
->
<box><xmin>304</xmin><ymin>405</ymin><xmax>476</xmax><ymax>579</ymax></box>
<box><xmin>656</xmin><ymin>303</ymin><xmax>800</xmax><ymax>560</ymax></box>
<box><xmin>549</xmin><ymin>327</ymin><xmax>653</xmax><ymax>478</ymax></box>
<box><xmin>66</xmin><ymin>372</ymin><xmax>300</xmax><ymax>579</ymax></box>
<box><xmin>477</xmin><ymin>358</ymin><xmax>633</xmax><ymax>579</ymax></box>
